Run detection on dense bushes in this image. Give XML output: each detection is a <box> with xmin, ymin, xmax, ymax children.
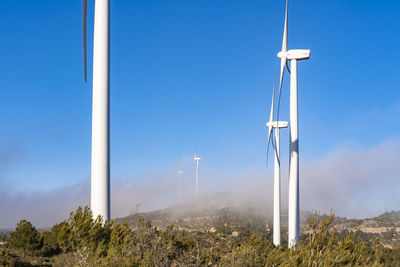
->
<box><xmin>3</xmin><ymin>207</ymin><xmax>400</xmax><ymax>266</ymax></box>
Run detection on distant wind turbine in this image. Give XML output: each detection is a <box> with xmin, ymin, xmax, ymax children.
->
<box><xmin>194</xmin><ymin>150</ymin><xmax>202</xmax><ymax>197</ymax></box>
<box><xmin>177</xmin><ymin>170</ymin><xmax>184</xmax><ymax>204</ymax></box>
<box><xmin>82</xmin><ymin>0</ymin><xmax>111</xmax><ymax>221</ymax></box>
<box><xmin>276</xmin><ymin>0</ymin><xmax>310</xmax><ymax>248</ymax></box>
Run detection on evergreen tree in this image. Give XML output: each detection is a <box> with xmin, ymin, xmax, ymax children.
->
<box><xmin>8</xmin><ymin>219</ymin><xmax>42</xmax><ymax>256</ymax></box>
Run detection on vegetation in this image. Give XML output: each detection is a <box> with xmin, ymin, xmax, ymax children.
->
<box><xmin>7</xmin><ymin>219</ymin><xmax>42</xmax><ymax>256</ymax></box>
<box><xmin>2</xmin><ymin>207</ymin><xmax>400</xmax><ymax>266</ymax></box>
<box><xmin>0</xmin><ymin>233</ymin><xmax>8</xmax><ymax>243</ymax></box>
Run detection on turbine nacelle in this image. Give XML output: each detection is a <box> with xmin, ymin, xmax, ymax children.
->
<box><xmin>277</xmin><ymin>49</ymin><xmax>310</xmax><ymax>61</ymax></box>
<box><xmin>194</xmin><ymin>156</ymin><xmax>202</xmax><ymax>162</ymax></box>
<box><xmin>266</xmin><ymin>121</ymin><xmax>289</xmax><ymax>129</ymax></box>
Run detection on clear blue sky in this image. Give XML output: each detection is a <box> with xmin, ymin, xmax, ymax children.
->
<box><xmin>0</xmin><ymin>0</ymin><xmax>399</xmax><ymax>194</ymax></box>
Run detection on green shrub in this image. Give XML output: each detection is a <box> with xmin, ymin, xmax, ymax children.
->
<box><xmin>8</xmin><ymin>219</ymin><xmax>42</xmax><ymax>256</ymax></box>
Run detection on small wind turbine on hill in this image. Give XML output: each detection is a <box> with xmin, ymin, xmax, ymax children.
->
<box><xmin>194</xmin><ymin>150</ymin><xmax>202</xmax><ymax>197</ymax></box>
<box><xmin>82</xmin><ymin>0</ymin><xmax>111</xmax><ymax>221</ymax></box>
<box><xmin>177</xmin><ymin>170</ymin><xmax>184</xmax><ymax>204</ymax></box>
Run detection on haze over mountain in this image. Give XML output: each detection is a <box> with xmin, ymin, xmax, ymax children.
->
<box><xmin>116</xmin><ymin>196</ymin><xmax>400</xmax><ymax>248</ymax></box>
<box><xmin>1</xmin><ymin>139</ymin><xmax>400</xmax><ymax>228</ymax></box>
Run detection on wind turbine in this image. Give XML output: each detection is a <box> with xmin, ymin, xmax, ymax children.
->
<box><xmin>276</xmin><ymin>0</ymin><xmax>310</xmax><ymax>248</ymax></box>
<box><xmin>83</xmin><ymin>0</ymin><xmax>111</xmax><ymax>221</ymax></box>
<box><xmin>177</xmin><ymin>170</ymin><xmax>184</xmax><ymax>204</ymax></box>
<box><xmin>267</xmin><ymin>74</ymin><xmax>288</xmax><ymax>247</ymax></box>
<box><xmin>194</xmin><ymin>151</ymin><xmax>202</xmax><ymax>197</ymax></box>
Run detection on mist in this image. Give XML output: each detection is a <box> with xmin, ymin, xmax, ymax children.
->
<box><xmin>1</xmin><ymin>138</ymin><xmax>400</xmax><ymax>228</ymax></box>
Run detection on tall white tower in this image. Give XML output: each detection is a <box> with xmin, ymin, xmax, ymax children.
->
<box><xmin>83</xmin><ymin>0</ymin><xmax>111</xmax><ymax>221</ymax></box>
<box><xmin>286</xmin><ymin>50</ymin><xmax>309</xmax><ymax>247</ymax></box>
<box><xmin>177</xmin><ymin>170</ymin><xmax>184</xmax><ymax>204</ymax></box>
<box><xmin>194</xmin><ymin>153</ymin><xmax>202</xmax><ymax>197</ymax></box>
<box><xmin>267</xmin><ymin>121</ymin><xmax>288</xmax><ymax>246</ymax></box>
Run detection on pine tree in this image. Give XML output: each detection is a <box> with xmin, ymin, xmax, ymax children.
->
<box><xmin>8</xmin><ymin>219</ymin><xmax>42</xmax><ymax>256</ymax></box>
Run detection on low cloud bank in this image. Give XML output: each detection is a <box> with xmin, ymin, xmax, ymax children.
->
<box><xmin>301</xmin><ymin>139</ymin><xmax>400</xmax><ymax>218</ymax></box>
<box><xmin>1</xmin><ymin>139</ymin><xmax>400</xmax><ymax>228</ymax></box>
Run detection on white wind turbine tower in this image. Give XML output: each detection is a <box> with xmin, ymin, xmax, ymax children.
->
<box><xmin>266</xmin><ymin>76</ymin><xmax>288</xmax><ymax>247</ymax></box>
<box><xmin>83</xmin><ymin>0</ymin><xmax>111</xmax><ymax>221</ymax></box>
<box><xmin>194</xmin><ymin>151</ymin><xmax>202</xmax><ymax>197</ymax></box>
<box><xmin>177</xmin><ymin>170</ymin><xmax>184</xmax><ymax>204</ymax></box>
<box><xmin>276</xmin><ymin>0</ymin><xmax>310</xmax><ymax>248</ymax></box>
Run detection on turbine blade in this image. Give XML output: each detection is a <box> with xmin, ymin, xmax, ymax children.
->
<box><xmin>273</xmin><ymin>128</ymin><xmax>280</xmax><ymax>166</ymax></box>
<box><xmin>267</xmin><ymin>132</ymin><xmax>278</xmax><ymax>168</ymax></box>
<box><xmin>83</xmin><ymin>0</ymin><xmax>87</xmax><ymax>82</ymax></box>
<box><xmin>276</xmin><ymin>0</ymin><xmax>288</xmax><ymax>124</ymax></box>
<box><xmin>282</xmin><ymin>0</ymin><xmax>288</xmax><ymax>53</ymax></box>
<box><xmin>267</xmin><ymin>129</ymin><xmax>281</xmax><ymax>170</ymax></box>
<box><xmin>266</xmin><ymin>131</ymin><xmax>272</xmax><ymax>167</ymax></box>
<box><xmin>266</xmin><ymin>125</ymin><xmax>273</xmax><ymax>164</ymax></box>
<box><xmin>266</xmin><ymin>73</ymin><xmax>278</xmax><ymax>167</ymax></box>
<box><xmin>267</xmin><ymin>74</ymin><xmax>277</xmax><ymax>150</ymax></box>
<box><xmin>276</xmin><ymin>57</ymin><xmax>286</xmax><ymax>124</ymax></box>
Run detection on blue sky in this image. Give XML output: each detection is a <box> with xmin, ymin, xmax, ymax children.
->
<box><xmin>1</xmin><ymin>1</ymin><xmax>400</xmax><ymax>224</ymax></box>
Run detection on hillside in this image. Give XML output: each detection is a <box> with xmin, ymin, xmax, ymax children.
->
<box><xmin>116</xmin><ymin>197</ymin><xmax>400</xmax><ymax>248</ymax></box>
<box><xmin>3</xmin><ymin>203</ymin><xmax>400</xmax><ymax>266</ymax></box>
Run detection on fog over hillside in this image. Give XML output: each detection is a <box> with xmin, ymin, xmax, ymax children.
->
<box><xmin>1</xmin><ymin>139</ymin><xmax>400</xmax><ymax>228</ymax></box>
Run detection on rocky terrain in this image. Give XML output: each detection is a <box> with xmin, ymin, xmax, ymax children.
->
<box><xmin>116</xmin><ymin>195</ymin><xmax>400</xmax><ymax>248</ymax></box>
